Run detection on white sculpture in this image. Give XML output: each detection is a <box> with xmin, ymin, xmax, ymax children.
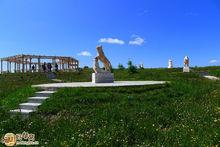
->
<box><xmin>93</xmin><ymin>58</ymin><xmax>104</xmax><ymax>73</ymax></box>
<box><xmin>168</xmin><ymin>59</ymin><xmax>173</xmax><ymax>69</ymax></box>
<box><xmin>139</xmin><ymin>63</ymin><xmax>144</xmax><ymax>69</ymax></box>
<box><xmin>92</xmin><ymin>46</ymin><xmax>114</xmax><ymax>83</ymax></box>
<box><xmin>93</xmin><ymin>46</ymin><xmax>112</xmax><ymax>73</ymax></box>
<box><xmin>183</xmin><ymin>56</ymin><xmax>190</xmax><ymax>72</ymax></box>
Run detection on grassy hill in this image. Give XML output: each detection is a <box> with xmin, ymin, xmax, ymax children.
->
<box><xmin>0</xmin><ymin>68</ymin><xmax>220</xmax><ymax>146</ymax></box>
<box><xmin>0</xmin><ymin>73</ymin><xmax>51</xmax><ymax>110</ymax></box>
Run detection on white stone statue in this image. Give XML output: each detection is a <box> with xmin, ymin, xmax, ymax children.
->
<box><xmin>168</xmin><ymin>59</ymin><xmax>173</xmax><ymax>69</ymax></box>
<box><xmin>183</xmin><ymin>56</ymin><xmax>190</xmax><ymax>72</ymax></box>
<box><xmin>92</xmin><ymin>46</ymin><xmax>114</xmax><ymax>83</ymax></box>
<box><xmin>93</xmin><ymin>46</ymin><xmax>112</xmax><ymax>73</ymax></box>
<box><xmin>93</xmin><ymin>58</ymin><xmax>104</xmax><ymax>73</ymax></box>
<box><xmin>184</xmin><ymin>56</ymin><xmax>189</xmax><ymax>67</ymax></box>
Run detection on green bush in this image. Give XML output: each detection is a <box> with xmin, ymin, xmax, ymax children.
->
<box><xmin>118</xmin><ymin>63</ymin><xmax>125</xmax><ymax>70</ymax></box>
<box><xmin>127</xmin><ymin>60</ymin><xmax>138</xmax><ymax>74</ymax></box>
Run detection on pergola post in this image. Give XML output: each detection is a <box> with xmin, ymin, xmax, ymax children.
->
<box><xmin>18</xmin><ymin>63</ymin><xmax>21</xmax><ymax>73</ymax></box>
<box><xmin>76</xmin><ymin>61</ymin><xmax>79</xmax><ymax>69</ymax></box>
<box><xmin>29</xmin><ymin>58</ymin><xmax>32</xmax><ymax>72</ymax></box>
<box><xmin>22</xmin><ymin>56</ymin><xmax>25</xmax><ymax>73</ymax></box>
<box><xmin>0</xmin><ymin>59</ymin><xmax>3</xmax><ymax>74</ymax></box>
<box><xmin>9</xmin><ymin>62</ymin><xmax>11</xmax><ymax>73</ymax></box>
<box><xmin>35</xmin><ymin>63</ymin><xmax>37</xmax><ymax>72</ymax></box>
<box><xmin>25</xmin><ymin>58</ymin><xmax>28</xmax><ymax>72</ymax></box>
<box><xmin>52</xmin><ymin>58</ymin><xmax>56</xmax><ymax>72</ymax></box>
<box><xmin>67</xmin><ymin>59</ymin><xmax>70</xmax><ymax>71</ymax></box>
<box><xmin>62</xmin><ymin>60</ymin><xmax>64</xmax><ymax>71</ymax></box>
<box><xmin>71</xmin><ymin>61</ymin><xmax>74</xmax><ymax>69</ymax></box>
<box><xmin>17</xmin><ymin>63</ymin><xmax>18</xmax><ymax>72</ymax></box>
<box><xmin>7</xmin><ymin>61</ymin><xmax>9</xmax><ymax>73</ymax></box>
<box><xmin>38</xmin><ymin>58</ymin><xmax>41</xmax><ymax>72</ymax></box>
<box><xmin>14</xmin><ymin>62</ymin><xmax>17</xmax><ymax>73</ymax></box>
<box><xmin>60</xmin><ymin>60</ymin><xmax>62</xmax><ymax>70</ymax></box>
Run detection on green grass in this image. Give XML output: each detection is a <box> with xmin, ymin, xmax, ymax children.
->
<box><xmin>0</xmin><ymin>68</ymin><xmax>220</xmax><ymax>146</ymax></box>
<box><xmin>193</xmin><ymin>66</ymin><xmax>220</xmax><ymax>77</ymax></box>
<box><xmin>55</xmin><ymin>68</ymin><xmax>199</xmax><ymax>82</ymax></box>
<box><xmin>0</xmin><ymin>73</ymin><xmax>51</xmax><ymax>111</ymax></box>
<box><xmin>0</xmin><ymin>73</ymin><xmax>51</xmax><ymax>98</ymax></box>
<box><xmin>1</xmin><ymin>86</ymin><xmax>37</xmax><ymax>110</ymax></box>
<box><xmin>55</xmin><ymin>69</ymin><xmax>92</xmax><ymax>82</ymax></box>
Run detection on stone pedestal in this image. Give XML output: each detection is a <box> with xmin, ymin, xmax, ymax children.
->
<box><xmin>168</xmin><ymin>59</ymin><xmax>173</xmax><ymax>69</ymax></box>
<box><xmin>183</xmin><ymin>67</ymin><xmax>190</xmax><ymax>72</ymax></box>
<box><xmin>92</xmin><ymin>72</ymin><xmax>114</xmax><ymax>83</ymax></box>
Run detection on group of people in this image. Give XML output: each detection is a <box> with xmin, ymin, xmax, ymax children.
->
<box><xmin>31</xmin><ymin>62</ymin><xmax>59</xmax><ymax>72</ymax></box>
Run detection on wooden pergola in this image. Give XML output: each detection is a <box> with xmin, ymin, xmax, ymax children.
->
<box><xmin>0</xmin><ymin>54</ymin><xmax>79</xmax><ymax>73</ymax></box>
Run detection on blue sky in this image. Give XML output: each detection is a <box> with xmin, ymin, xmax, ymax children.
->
<box><xmin>0</xmin><ymin>0</ymin><xmax>220</xmax><ymax>68</ymax></box>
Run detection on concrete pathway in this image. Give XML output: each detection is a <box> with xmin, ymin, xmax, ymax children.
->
<box><xmin>204</xmin><ymin>75</ymin><xmax>220</xmax><ymax>81</ymax></box>
<box><xmin>33</xmin><ymin>81</ymin><xmax>167</xmax><ymax>88</ymax></box>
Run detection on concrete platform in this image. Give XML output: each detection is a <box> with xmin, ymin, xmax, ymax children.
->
<box><xmin>204</xmin><ymin>75</ymin><xmax>220</xmax><ymax>80</ymax></box>
<box><xmin>33</xmin><ymin>81</ymin><xmax>167</xmax><ymax>88</ymax></box>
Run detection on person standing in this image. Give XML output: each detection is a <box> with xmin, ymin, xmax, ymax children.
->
<box><xmin>47</xmin><ymin>63</ymin><xmax>52</xmax><ymax>72</ymax></box>
<box><xmin>31</xmin><ymin>65</ymin><xmax>35</xmax><ymax>72</ymax></box>
<box><xmin>42</xmin><ymin>62</ymin><xmax>47</xmax><ymax>72</ymax></box>
<box><xmin>55</xmin><ymin>63</ymin><xmax>58</xmax><ymax>72</ymax></box>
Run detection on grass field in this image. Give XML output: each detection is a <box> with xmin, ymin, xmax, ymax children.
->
<box><xmin>0</xmin><ymin>68</ymin><xmax>220</xmax><ymax>146</ymax></box>
<box><xmin>0</xmin><ymin>73</ymin><xmax>51</xmax><ymax>110</ymax></box>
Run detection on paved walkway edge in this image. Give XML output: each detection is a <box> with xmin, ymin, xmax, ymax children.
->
<box><xmin>32</xmin><ymin>81</ymin><xmax>167</xmax><ymax>88</ymax></box>
<box><xmin>204</xmin><ymin>75</ymin><xmax>220</xmax><ymax>81</ymax></box>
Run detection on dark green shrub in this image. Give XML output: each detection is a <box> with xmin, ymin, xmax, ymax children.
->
<box><xmin>127</xmin><ymin>60</ymin><xmax>137</xmax><ymax>74</ymax></box>
<box><xmin>118</xmin><ymin>63</ymin><xmax>125</xmax><ymax>70</ymax></box>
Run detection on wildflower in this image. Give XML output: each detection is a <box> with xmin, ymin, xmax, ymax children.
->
<box><xmin>214</xmin><ymin>119</ymin><xmax>218</xmax><ymax>122</ymax></box>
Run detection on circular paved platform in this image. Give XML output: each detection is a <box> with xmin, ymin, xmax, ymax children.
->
<box><xmin>33</xmin><ymin>81</ymin><xmax>167</xmax><ymax>88</ymax></box>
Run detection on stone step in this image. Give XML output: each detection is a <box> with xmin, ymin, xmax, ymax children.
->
<box><xmin>10</xmin><ymin>109</ymin><xmax>35</xmax><ymax>114</ymax></box>
<box><xmin>10</xmin><ymin>109</ymin><xmax>34</xmax><ymax>119</ymax></box>
<box><xmin>51</xmin><ymin>79</ymin><xmax>63</xmax><ymax>83</ymax></box>
<box><xmin>9</xmin><ymin>89</ymin><xmax>57</xmax><ymax>118</ymax></box>
<box><xmin>19</xmin><ymin>103</ymin><xmax>41</xmax><ymax>111</ymax></box>
<box><xmin>35</xmin><ymin>91</ymin><xmax>56</xmax><ymax>97</ymax></box>
<box><xmin>28</xmin><ymin>97</ymin><xmax>49</xmax><ymax>103</ymax></box>
<box><xmin>42</xmin><ymin>87</ymin><xmax>59</xmax><ymax>91</ymax></box>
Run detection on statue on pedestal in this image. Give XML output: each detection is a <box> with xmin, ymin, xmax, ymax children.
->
<box><xmin>183</xmin><ymin>56</ymin><xmax>190</xmax><ymax>72</ymax></box>
<box><xmin>168</xmin><ymin>59</ymin><xmax>173</xmax><ymax>69</ymax></box>
<box><xmin>92</xmin><ymin>46</ymin><xmax>114</xmax><ymax>83</ymax></box>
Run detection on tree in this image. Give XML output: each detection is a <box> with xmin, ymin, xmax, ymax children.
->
<box><xmin>83</xmin><ymin>66</ymin><xmax>89</xmax><ymax>69</ymax></box>
<box><xmin>127</xmin><ymin>60</ymin><xmax>137</xmax><ymax>74</ymax></box>
<box><xmin>118</xmin><ymin>63</ymin><xmax>125</xmax><ymax>70</ymax></box>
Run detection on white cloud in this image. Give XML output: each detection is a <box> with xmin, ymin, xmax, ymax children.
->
<box><xmin>209</xmin><ymin>59</ymin><xmax>218</xmax><ymax>64</ymax></box>
<box><xmin>77</xmin><ymin>51</ymin><xmax>92</xmax><ymax>57</ymax></box>
<box><xmin>129</xmin><ymin>36</ymin><xmax>145</xmax><ymax>46</ymax></box>
<box><xmin>99</xmin><ymin>38</ymin><xmax>125</xmax><ymax>45</ymax></box>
